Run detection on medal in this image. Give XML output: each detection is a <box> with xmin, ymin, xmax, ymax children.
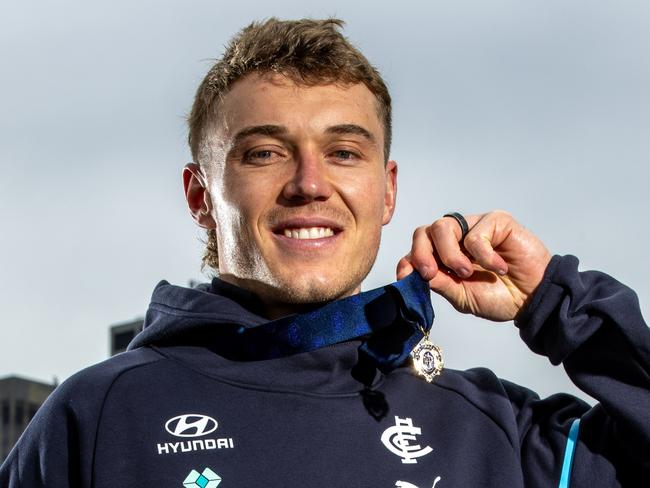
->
<box><xmin>410</xmin><ymin>327</ymin><xmax>444</xmax><ymax>383</ymax></box>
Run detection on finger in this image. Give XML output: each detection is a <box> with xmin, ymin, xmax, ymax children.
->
<box><xmin>408</xmin><ymin>226</ymin><xmax>439</xmax><ymax>280</ymax></box>
<box><xmin>462</xmin><ymin>213</ymin><xmax>510</xmax><ymax>275</ymax></box>
<box><xmin>396</xmin><ymin>254</ymin><xmax>415</xmax><ymax>280</ymax></box>
<box><xmin>428</xmin><ymin>217</ymin><xmax>476</xmax><ymax>278</ymax></box>
<box><xmin>427</xmin><ymin>263</ymin><xmax>465</xmax><ymax>305</ymax></box>
<box><xmin>405</xmin><ymin>245</ymin><xmax>467</xmax><ymax>306</ymax></box>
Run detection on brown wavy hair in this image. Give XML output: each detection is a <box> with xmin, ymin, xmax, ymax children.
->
<box><xmin>187</xmin><ymin>18</ymin><xmax>392</xmax><ymax>272</ymax></box>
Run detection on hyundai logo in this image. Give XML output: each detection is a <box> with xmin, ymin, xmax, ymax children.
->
<box><xmin>165</xmin><ymin>414</ymin><xmax>218</xmax><ymax>438</ymax></box>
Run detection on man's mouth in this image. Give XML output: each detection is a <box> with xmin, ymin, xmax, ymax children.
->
<box><xmin>271</xmin><ymin>217</ymin><xmax>344</xmax><ymax>242</ymax></box>
<box><xmin>281</xmin><ymin>227</ymin><xmax>335</xmax><ymax>239</ymax></box>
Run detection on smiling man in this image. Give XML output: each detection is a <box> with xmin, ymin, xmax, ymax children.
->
<box><xmin>1</xmin><ymin>18</ymin><xmax>649</xmax><ymax>488</ymax></box>
<box><xmin>184</xmin><ymin>73</ymin><xmax>397</xmax><ymax>317</ymax></box>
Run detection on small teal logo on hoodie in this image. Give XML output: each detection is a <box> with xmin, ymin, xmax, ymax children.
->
<box><xmin>183</xmin><ymin>467</ymin><xmax>221</xmax><ymax>488</ymax></box>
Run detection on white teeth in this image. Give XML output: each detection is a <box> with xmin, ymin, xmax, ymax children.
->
<box><xmin>282</xmin><ymin>227</ymin><xmax>336</xmax><ymax>240</ymax></box>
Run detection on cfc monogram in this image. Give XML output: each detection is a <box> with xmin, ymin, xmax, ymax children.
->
<box><xmin>381</xmin><ymin>416</ymin><xmax>433</xmax><ymax>464</ymax></box>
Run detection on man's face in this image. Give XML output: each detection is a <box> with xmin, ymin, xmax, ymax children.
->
<box><xmin>195</xmin><ymin>73</ymin><xmax>397</xmax><ymax>314</ymax></box>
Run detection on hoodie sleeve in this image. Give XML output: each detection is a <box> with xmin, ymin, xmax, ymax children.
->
<box><xmin>0</xmin><ymin>374</ymin><xmax>101</xmax><ymax>488</ymax></box>
<box><xmin>509</xmin><ymin>254</ymin><xmax>650</xmax><ymax>487</ymax></box>
<box><xmin>0</xmin><ymin>349</ymin><xmax>161</xmax><ymax>488</ymax></box>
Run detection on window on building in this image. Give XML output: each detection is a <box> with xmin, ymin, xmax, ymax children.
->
<box><xmin>14</xmin><ymin>400</ymin><xmax>24</xmax><ymax>427</ymax></box>
<box><xmin>1</xmin><ymin>400</ymin><xmax>9</xmax><ymax>426</ymax></box>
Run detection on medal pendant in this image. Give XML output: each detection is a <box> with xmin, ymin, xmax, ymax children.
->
<box><xmin>410</xmin><ymin>333</ymin><xmax>444</xmax><ymax>383</ymax></box>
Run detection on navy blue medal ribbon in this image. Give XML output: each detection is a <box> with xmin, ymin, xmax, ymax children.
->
<box><xmin>231</xmin><ymin>272</ymin><xmax>434</xmax><ymax>373</ymax></box>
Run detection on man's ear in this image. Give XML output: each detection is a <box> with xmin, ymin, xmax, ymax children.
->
<box><xmin>182</xmin><ymin>163</ymin><xmax>217</xmax><ymax>229</ymax></box>
<box><xmin>382</xmin><ymin>159</ymin><xmax>398</xmax><ymax>225</ymax></box>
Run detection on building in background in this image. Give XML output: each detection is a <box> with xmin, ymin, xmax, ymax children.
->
<box><xmin>0</xmin><ymin>376</ymin><xmax>56</xmax><ymax>462</ymax></box>
<box><xmin>110</xmin><ymin>319</ymin><xmax>143</xmax><ymax>356</ymax></box>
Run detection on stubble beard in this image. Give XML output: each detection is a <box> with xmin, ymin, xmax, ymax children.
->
<box><xmin>255</xmin><ymin>205</ymin><xmax>382</xmax><ymax>307</ymax></box>
<box><xmin>217</xmin><ymin>201</ymin><xmax>384</xmax><ymax>314</ymax></box>
<box><xmin>270</xmin><ymin>251</ymin><xmax>377</xmax><ymax>305</ymax></box>
<box><xmin>225</xmin><ymin>232</ymin><xmax>382</xmax><ymax>313</ymax></box>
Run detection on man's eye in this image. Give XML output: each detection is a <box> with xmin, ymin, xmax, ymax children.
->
<box><xmin>332</xmin><ymin>150</ymin><xmax>357</xmax><ymax>161</ymax></box>
<box><xmin>244</xmin><ymin>150</ymin><xmax>276</xmax><ymax>164</ymax></box>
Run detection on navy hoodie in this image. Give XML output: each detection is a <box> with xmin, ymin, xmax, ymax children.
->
<box><xmin>1</xmin><ymin>255</ymin><xmax>649</xmax><ymax>487</ymax></box>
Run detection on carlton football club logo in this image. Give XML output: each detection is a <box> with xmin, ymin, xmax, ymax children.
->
<box><xmin>381</xmin><ymin>416</ymin><xmax>433</xmax><ymax>464</ymax></box>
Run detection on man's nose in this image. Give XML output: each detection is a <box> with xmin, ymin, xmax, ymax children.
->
<box><xmin>281</xmin><ymin>151</ymin><xmax>334</xmax><ymax>203</ymax></box>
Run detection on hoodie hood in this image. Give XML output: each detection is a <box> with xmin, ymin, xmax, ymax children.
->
<box><xmin>129</xmin><ymin>278</ymin><xmax>267</xmax><ymax>352</ymax></box>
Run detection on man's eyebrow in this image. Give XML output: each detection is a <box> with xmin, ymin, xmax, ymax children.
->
<box><xmin>325</xmin><ymin>124</ymin><xmax>376</xmax><ymax>144</ymax></box>
<box><xmin>231</xmin><ymin>125</ymin><xmax>288</xmax><ymax>147</ymax></box>
<box><xmin>230</xmin><ymin>123</ymin><xmax>376</xmax><ymax>147</ymax></box>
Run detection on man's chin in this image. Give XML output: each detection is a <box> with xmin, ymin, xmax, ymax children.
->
<box><xmin>270</xmin><ymin>274</ymin><xmax>361</xmax><ymax>305</ymax></box>
<box><xmin>238</xmin><ymin>268</ymin><xmax>368</xmax><ymax>319</ymax></box>
<box><xmin>219</xmin><ymin>254</ymin><xmax>377</xmax><ymax>318</ymax></box>
<box><xmin>260</xmin><ymin>253</ymin><xmax>379</xmax><ymax>312</ymax></box>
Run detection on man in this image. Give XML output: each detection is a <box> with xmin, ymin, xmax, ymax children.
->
<box><xmin>1</xmin><ymin>18</ymin><xmax>648</xmax><ymax>488</ymax></box>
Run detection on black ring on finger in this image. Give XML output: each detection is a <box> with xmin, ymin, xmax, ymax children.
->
<box><xmin>443</xmin><ymin>212</ymin><xmax>469</xmax><ymax>241</ymax></box>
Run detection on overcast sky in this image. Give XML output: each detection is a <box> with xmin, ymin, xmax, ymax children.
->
<box><xmin>1</xmin><ymin>0</ymin><xmax>648</xmax><ymax>403</ymax></box>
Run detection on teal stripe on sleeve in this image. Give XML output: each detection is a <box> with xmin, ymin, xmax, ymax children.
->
<box><xmin>558</xmin><ymin>418</ymin><xmax>581</xmax><ymax>488</ymax></box>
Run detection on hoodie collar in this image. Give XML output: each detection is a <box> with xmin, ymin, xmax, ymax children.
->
<box><xmin>131</xmin><ymin>273</ymin><xmax>432</xmax><ymax>368</ymax></box>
